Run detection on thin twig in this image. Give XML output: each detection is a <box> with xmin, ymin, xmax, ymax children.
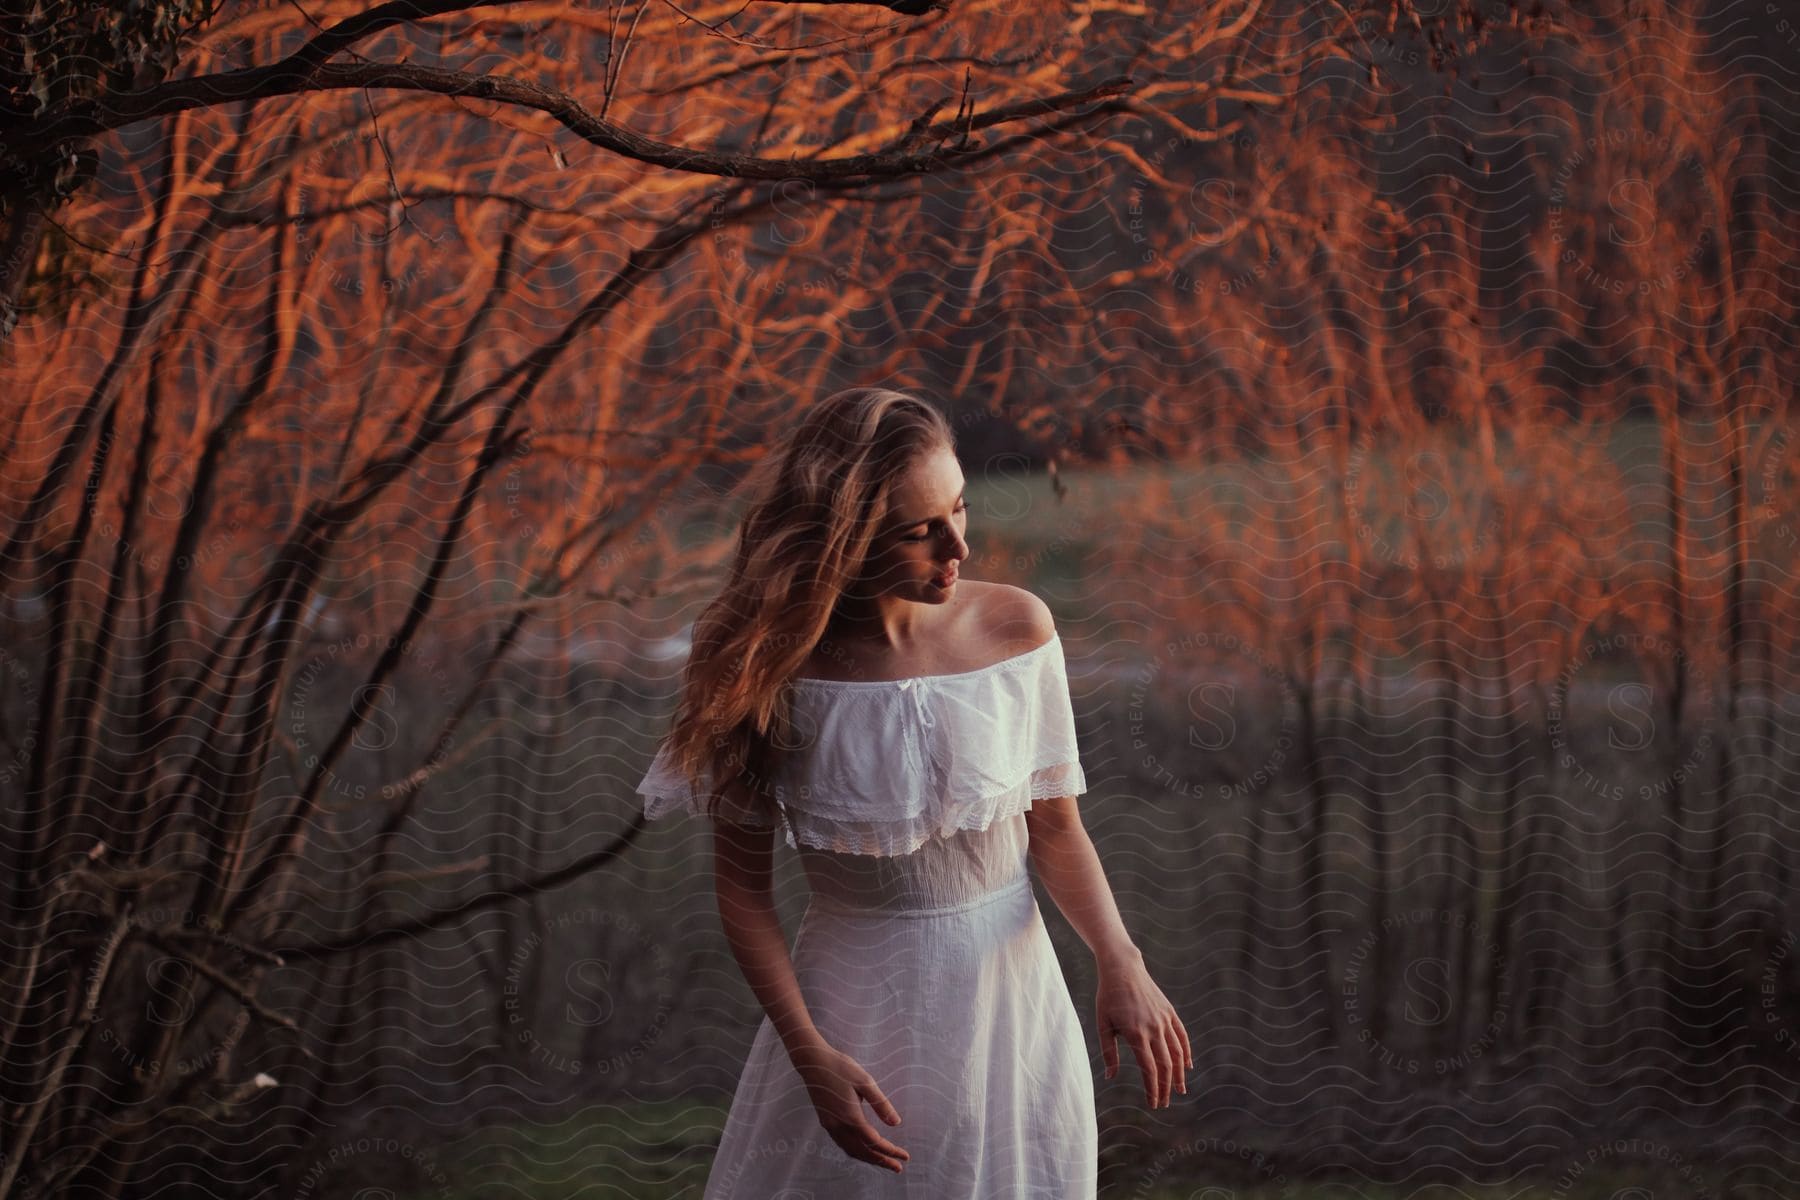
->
<box><xmin>273</xmin><ymin>817</ymin><xmax>647</xmax><ymax>961</ymax></box>
<box><xmin>0</xmin><ymin>906</ymin><xmax>133</xmax><ymax>1200</ymax></box>
<box><xmin>140</xmin><ymin>932</ymin><xmax>313</xmax><ymax>1049</ymax></box>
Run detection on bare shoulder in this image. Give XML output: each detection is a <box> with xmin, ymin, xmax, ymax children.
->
<box><xmin>976</xmin><ymin>581</ymin><xmax>1057</xmax><ymax>654</ymax></box>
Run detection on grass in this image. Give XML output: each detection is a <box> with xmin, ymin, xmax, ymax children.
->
<box><xmin>1126</xmin><ymin>1175</ymin><xmax>1741</xmax><ymax>1200</ymax></box>
<box><xmin>382</xmin><ymin>1103</ymin><xmax>1751</xmax><ymax>1200</ymax></box>
<box><xmin>388</xmin><ymin>1100</ymin><xmax>723</xmax><ymax>1199</ymax></box>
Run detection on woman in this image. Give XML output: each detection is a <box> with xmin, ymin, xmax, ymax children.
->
<box><xmin>637</xmin><ymin>386</ymin><xmax>1191</xmax><ymax>1196</ymax></box>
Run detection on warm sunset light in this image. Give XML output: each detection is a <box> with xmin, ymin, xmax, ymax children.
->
<box><xmin>0</xmin><ymin>1</ymin><xmax>1794</xmax><ymax>1197</ymax></box>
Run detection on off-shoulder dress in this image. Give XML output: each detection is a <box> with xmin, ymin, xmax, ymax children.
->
<box><xmin>636</xmin><ymin>628</ymin><xmax>1097</xmax><ymax>1198</ymax></box>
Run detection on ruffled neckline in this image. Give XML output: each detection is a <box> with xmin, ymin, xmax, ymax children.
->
<box><xmin>637</xmin><ymin>627</ymin><xmax>1087</xmax><ymax>858</ymax></box>
<box><xmin>789</xmin><ymin>632</ymin><xmax>1059</xmax><ymax>690</ymax></box>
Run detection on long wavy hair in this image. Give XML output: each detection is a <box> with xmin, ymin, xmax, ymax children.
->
<box><xmin>660</xmin><ymin>386</ymin><xmax>957</xmax><ymax>832</ymax></box>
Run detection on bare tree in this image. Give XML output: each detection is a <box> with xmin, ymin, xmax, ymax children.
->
<box><xmin>0</xmin><ymin>2</ymin><xmax>1158</xmax><ymax>1193</ymax></box>
<box><xmin>3</xmin><ymin>0</ymin><xmax>1791</xmax><ymax>1193</ymax></box>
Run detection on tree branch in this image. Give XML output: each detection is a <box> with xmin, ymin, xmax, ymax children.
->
<box><xmin>0</xmin><ymin>906</ymin><xmax>131</xmax><ymax>1200</ymax></box>
<box><xmin>16</xmin><ymin>60</ymin><xmax>1131</xmax><ymax>183</ymax></box>
<box><xmin>140</xmin><ymin>931</ymin><xmax>313</xmax><ymax>1049</ymax></box>
<box><xmin>271</xmin><ymin>816</ymin><xmax>648</xmax><ymax>962</ymax></box>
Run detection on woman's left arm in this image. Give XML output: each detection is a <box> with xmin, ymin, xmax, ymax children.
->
<box><xmin>1025</xmin><ymin>795</ymin><xmax>1193</xmax><ymax>1109</ymax></box>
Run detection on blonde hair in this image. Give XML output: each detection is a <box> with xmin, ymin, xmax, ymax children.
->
<box><xmin>660</xmin><ymin>386</ymin><xmax>956</xmax><ymax>831</ymax></box>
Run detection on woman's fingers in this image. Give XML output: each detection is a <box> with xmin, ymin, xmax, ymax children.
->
<box><xmin>1108</xmin><ymin>1009</ymin><xmax>1194</xmax><ymax>1106</ymax></box>
<box><xmin>861</xmin><ymin>1080</ymin><xmax>904</xmax><ymax>1128</ymax></box>
<box><xmin>1144</xmin><ymin>1022</ymin><xmax>1175</xmax><ymax>1106</ymax></box>
<box><xmin>1159</xmin><ymin>1021</ymin><xmax>1173</xmax><ymax>1108</ymax></box>
<box><xmin>1162</xmin><ymin>1017</ymin><xmax>1186</xmax><ymax>1097</ymax></box>
<box><xmin>1128</xmin><ymin>1030</ymin><xmax>1163</xmax><ymax>1107</ymax></box>
<box><xmin>822</xmin><ymin>1108</ymin><xmax>909</xmax><ymax>1172</ymax></box>
<box><xmin>860</xmin><ymin>1093</ymin><xmax>914</xmax><ymax>1165</ymax></box>
<box><xmin>803</xmin><ymin>1047</ymin><xmax>910</xmax><ymax>1173</ymax></box>
<box><xmin>862</xmin><ymin>1123</ymin><xmax>909</xmax><ymax>1170</ymax></box>
<box><xmin>858</xmin><ymin>1081</ymin><xmax>908</xmax><ymax>1153</ymax></box>
<box><xmin>853</xmin><ymin>1080</ymin><xmax>908</xmax><ymax>1168</ymax></box>
<box><xmin>826</xmin><ymin>1121</ymin><xmax>907</xmax><ymax>1172</ymax></box>
<box><xmin>854</xmin><ymin>1125</ymin><xmax>909</xmax><ymax>1171</ymax></box>
<box><xmin>1098</xmin><ymin>972</ymin><xmax>1192</xmax><ymax>1107</ymax></box>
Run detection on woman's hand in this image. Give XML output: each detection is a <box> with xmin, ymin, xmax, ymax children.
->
<box><xmin>790</xmin><ymin>1040</ymin><xmax>911</xmax><ymax>1173</ymax></box>
<box><xmin>1095</xmin><ymin>949</ymin><xmax>1192</xmax><ymax>1108</ymax></box>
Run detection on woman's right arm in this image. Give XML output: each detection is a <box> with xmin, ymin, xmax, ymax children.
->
<box><xmin>710</xmin><ymin>813</ymin><xmax>824</xmax><ymax>1061</ymax></box>
<box><xmin>710</xmin><ymin>802</ymin><xmax>911</xmax><ymax>1174</ymax></box>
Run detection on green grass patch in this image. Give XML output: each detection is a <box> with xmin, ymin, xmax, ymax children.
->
<box><xmin>389</xmin><ymin>1103</ymin><xmax>1747</xmax><ymax>1200</ymax></box>
<box><xmin>394</xmin><ymin>1100</ymin><xmax>724</xmax><ymax>1200</ymax></box>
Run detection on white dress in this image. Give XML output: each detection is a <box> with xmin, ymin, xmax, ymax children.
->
<box><xmin>636</xmin><ymin>629</ymin><xmax>1098</xmax><ymax>1198</ymax></box>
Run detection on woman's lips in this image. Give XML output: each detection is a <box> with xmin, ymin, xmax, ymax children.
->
<box><xmin>932</xmin><ymin>568</ymin><xmax>957</xmax><ymax>586</ymax></box>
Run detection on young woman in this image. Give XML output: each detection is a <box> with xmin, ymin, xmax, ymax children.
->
<box><xmin>637</xmin><ymin>386</ymin><xmax>1191</xmax><ymax>1196</ymax></box>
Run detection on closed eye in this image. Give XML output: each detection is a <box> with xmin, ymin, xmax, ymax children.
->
<box><xmin>904</xmin><ymin>500</ymin><xmax>966</xmax><ymax>540</ymax></box>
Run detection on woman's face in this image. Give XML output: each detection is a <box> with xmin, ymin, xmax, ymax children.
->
<box><xmin>857</xmin><ymin>443</ymin><xmax>969</xmax><ymax>603</ymax></box>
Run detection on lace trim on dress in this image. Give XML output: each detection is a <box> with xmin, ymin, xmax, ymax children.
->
<box><xmin>773</xmin><ymin>760</ymin><xmax>1088</xmax><ymax>856</ymax></box>
<box><xmin>636</xmin><ymin>628</ymin><xmax>1087</xmax><ymax>857</ymax></box>
<box><xmin>637</xmin><ymin>755</ymin><xmax>1088</xmax><ymax>853</ymax></box>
